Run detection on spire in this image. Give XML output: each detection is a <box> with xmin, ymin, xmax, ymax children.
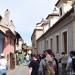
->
<box><xmin>3</xmin><ymin>9</ymin><xmax>10</xmax><ymax>26</ymax></box>
<box><xmin>4</xmin><ymin>9</ymin><xmax>10</xmax><ymax>21</ymax></box>
<box><xmin>53</xmin><ymin>7</ymin><xmax>59</xmax><ymax>14</ymax></box>
<box><xmin>9</xmin><ymin>20</ymin><xmax>15</xmax><ymax>33</ymax></box>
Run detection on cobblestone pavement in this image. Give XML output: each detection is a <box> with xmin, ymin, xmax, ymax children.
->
<box><xmin>7</xmin><ymin>65</ymin><xmax>29</xmax><ymax>75</ymax></box>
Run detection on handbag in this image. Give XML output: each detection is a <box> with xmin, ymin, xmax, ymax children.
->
<box><xmin>49</xmin><ymin>67</ymin><xmax>55</xmax><ymax>75</ymax></box>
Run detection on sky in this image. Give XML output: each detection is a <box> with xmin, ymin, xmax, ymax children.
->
<box><xmin>0</xmin><ymin>0</ymin><xmax>58</xmax><ymax>46</ymax></box>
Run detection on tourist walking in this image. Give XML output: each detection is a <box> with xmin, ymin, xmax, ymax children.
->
<box><xmin>0</xmin><ymin>53</ymin><xmax>7</xmax><ymax>75</ymax></box>
<box><xmin>38</xmin><ymin>54</ymin><xmax>46</xmax><ymax>75</ymax></box>
<box><xmin>44</xmin><ymin>49</ymin><xmax>55</xmax><ymax>75</ymax></box>
<box><xmin>26</xmin><ymin>53</ymin><xmax>30</xmax><ymax>65</ymax></box>
<box><xmin>38</xmin><ymin>49</ymin><xmax>55</xmax><ymax>75</ymax></box>
<box><xmin>28</xmin><ymin>54</ymin><xmax>39</xmax><ymax>75</ymax></box>
<box><xmin>59</xmin><ymin>52</ymin><xmax>68</xmax><ymax>75</ymax></box>
<box><xmin>51</xmin><ymin>53</ymin><xmax>59</xmax><ymax>75</ymax></box>
<box><xmin>66</xmin><ymin>51</ymin><xmax>75</xmax><ymax>75</ymax></box>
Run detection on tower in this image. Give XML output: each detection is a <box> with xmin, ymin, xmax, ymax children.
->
<box><xmin>9</xmin><ymin>20</ymin><xmax>15</xmax><ymax>33</ymax></box>
<box><xmin>3</xmin><ymin>9</ymin><xmax>10</xmax><ymax>26</ymax></box>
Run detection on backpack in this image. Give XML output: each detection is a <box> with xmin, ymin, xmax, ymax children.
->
<box><xmin>45</xmin><ymin>59</ymin><xmax>55</xmax><ymax>75</ymax></box>
<box><xmin>72</xmin><ymin>57</ymin><xmax>75</xmax><ymax>71</ymax></box>
<box><xmin>53</xmin><ymin>58</ymin><xmax>59</xmax><ymax>75</ymax></box>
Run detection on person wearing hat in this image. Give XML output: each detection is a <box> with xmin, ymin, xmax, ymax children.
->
<box><xmin>0</xmin><ymin>53</ymin><xmax>7</xmax><ymax>75</ymax></box>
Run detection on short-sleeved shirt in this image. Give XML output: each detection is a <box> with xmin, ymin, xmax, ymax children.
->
<box><xmin>66</xmin><ymin>57</ymin><xmax>75</xmax><ymax>75</ymax></box>
<box><xmin>29</xmin><ymin>60</ymin><xmax>39</xmax><ymax>75</ymax></box>
<box><xmin>0</xmin><ymin>58</ymin><xmax>7</xmax><ymax>70</ymax></box>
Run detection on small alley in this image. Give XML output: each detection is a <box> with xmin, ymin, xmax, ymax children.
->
<box><xmin>0</xmin><ymin>0</ymin><xmax>75</xmax><ymax>75</ymax></box>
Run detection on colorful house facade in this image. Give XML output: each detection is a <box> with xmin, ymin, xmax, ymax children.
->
<box><xmin>0</xmin><ymin>9</ymin><xmax>16</xmax><ymax>69</ymax></box>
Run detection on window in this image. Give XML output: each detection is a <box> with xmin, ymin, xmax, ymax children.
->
<box><xmin>46</xmin><ymin>39</ymin><xmax>48</xmax><ymax>49</ymax></box>
<box><xmin>56</xmin><ymin>35</ymin><xmax>59</xmax><ymax>53</ymax></box>
<box><xmin>60</xmin><ymin>7</ymin><xmax>62</xmax><ymax>16</ymax></box>
<box><xmin>63</xmin><ymin>31</ymin><xmax>67</xmax><ymax>53</ymax></box>
<box><xmin>49</xmin><ymin>21</ymin><xmax>50</xmax><ymax>27</ymax></box>
<box><xmin>51</xmin><ymin>38</ymin><xmax>53</xmax><ymax>50</ymax></box>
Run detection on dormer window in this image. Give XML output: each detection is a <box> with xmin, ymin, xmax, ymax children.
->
<box><xmin>60</xmin><ymin>7</ymin><xmax>62</xmax><ymax>16</ymax></box>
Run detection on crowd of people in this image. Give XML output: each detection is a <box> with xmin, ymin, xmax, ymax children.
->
<box><xmin>28</xmin><ymin>49</ymin><xmax>75</xmax><ymax>75</ymax></box>
<box><xmin>0</xmin><ymin>50</ymin><xmax>75</xmax><ymax>75</ymax></box>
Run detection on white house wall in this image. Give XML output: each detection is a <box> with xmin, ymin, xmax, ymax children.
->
<box><xmin>43</xmin><ymin>24</ymin><xmax>49</xmax><ymax>33</ymax></box>
<box><xmin>37</xmin><ymin>14</ymin><xmax>73</xmax><ymax>57</ymax></box>
<box><xmin>36</xmin><ymin>30</ymin><xmax>43</xmax><ymax>40</ymax></box>
<box><xmin>67</xmin><ymin>21</ymin><xmax>73</xmax><ymax>53</ymax></box>
<box><xmin>38</xmin><ymin>41</ymin><xmax>42</xmax><ymax>54</ymax></box>
<box><xmin>63</xmin><ymin>3</ymin><xmax>72</xmax><ymax>14</ymax></box>
<box><xmin>38</xmin><ymin>39</ymin><xmax>45</xmax><ymax>54</ymax></box>
<box><xmin>48</xmin><ymin>18</ymin><xmax>73</xmax><ymax>55</ymax></box>
<box><xmin>50</xmin><ymin>16</ymin><xmax>59</xmax><ymax>27</ymax></box>
<box><xmin>57</xmin><ymin>1</ymin><xmax>72</xmax><ymax>16</ymax></box>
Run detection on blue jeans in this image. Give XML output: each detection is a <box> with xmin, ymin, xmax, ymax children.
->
<box><xmin>0</xmin><ymin>69</ymin><xmax>7</xmax><ymax>75</ymax></box>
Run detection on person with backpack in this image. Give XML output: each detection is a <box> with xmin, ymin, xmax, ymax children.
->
<box><xmin>38</xmin><ymin>54</ymin><xmax>46</xmax><ymax>75</ymax></box>
<box><xmin>51</xmin><ymin>53</ymin><xmax>59</xmax><ymax>75</ymax></box>
<box><xmin>66</xmin><ymin>51</ymin><xmax>75</xmax><ymax>75</ymax></box>
<box><xmin>60</xmin><ymin>52</ymin><xmax>68</xmax><ymax>75</ymax></box>
<box><xmin>44</xmin><ymin>49</ymin><xmax>55</xmax><ymax>75</ymax></box>
<box><xmin>38</xmin><ymin>49</ymin><xmax>55</xmax><ymax>75</ymax></box>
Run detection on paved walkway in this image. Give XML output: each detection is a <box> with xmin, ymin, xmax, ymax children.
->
<box><xmin>7</xmin><ymin>65</ymin><xmax>29</xmax><ymax>75</ymax></box>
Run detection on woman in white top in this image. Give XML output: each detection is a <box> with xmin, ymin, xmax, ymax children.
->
<box><xmin>0</xmin><ymin>53</ymin><xmax>7</xmax><ymax>75</ymax></box>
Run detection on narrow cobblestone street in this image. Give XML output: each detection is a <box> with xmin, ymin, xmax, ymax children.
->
<box><xmin>7</xmin><ymin>65</ymin><xmax>29</xmax><ymax>75</ymax></box>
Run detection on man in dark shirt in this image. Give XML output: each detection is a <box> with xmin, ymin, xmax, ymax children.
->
<box><xmin>28</xmin><ymin>54</ymin><xmax>39</xmax><ymax>75</ymax></box>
